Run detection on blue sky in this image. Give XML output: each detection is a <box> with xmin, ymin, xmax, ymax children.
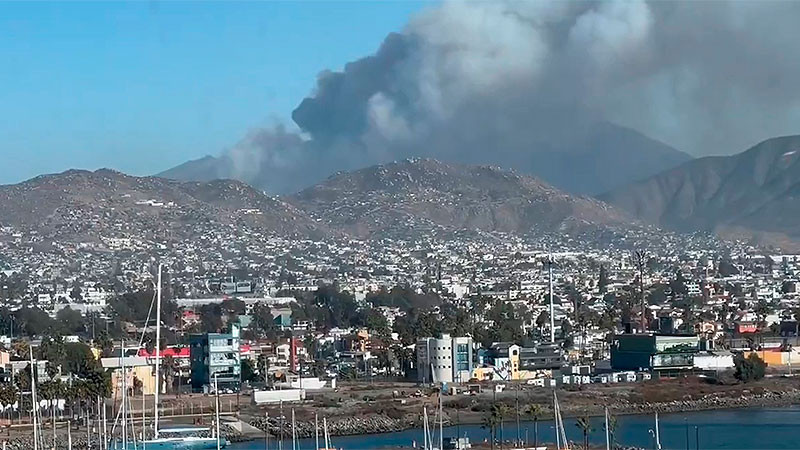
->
<box><xmin>0</xmin><ymin>1</ymin><xmax>429</xmax><ymax>184</ymax></box>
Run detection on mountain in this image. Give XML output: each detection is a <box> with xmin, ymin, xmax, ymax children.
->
<box><xmin>158</xmin><ymin>155</ymin><xmax>224</xmax><ymax>183</ymax></box>
<box><xmin>157</xmin><ymin>121</ymin><xmax>691</xmax><ymax>196</ymax></box>
<box><xmin>0</xmin><ymin>169</ymin><xmax>325</xmax><ymax>242</ymax></box>
<box><xmin>287</xmin><ymin>158</ymin><xmax>631</xmax><ymax>238</ymax></box>
<box><xmin>600</xmin><ymin>135</ymin><xmax>800</xmax><ymax>242</ymax></box>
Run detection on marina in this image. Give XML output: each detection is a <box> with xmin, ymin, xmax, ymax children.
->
<box><xmin>221</xmin><ymin>406</ymin><xmax>800</xmax><ymax>450</ymax></box>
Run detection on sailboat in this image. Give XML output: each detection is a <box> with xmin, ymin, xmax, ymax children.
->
<box><xmin>116</xmin><ymin>264</ymin><xmax>224</xmax><ymax>450</ymax></box>
<box><xmin>553</xmin><ymin>391</ymin><xmax>569</xmax><ymax>450</ymax></box>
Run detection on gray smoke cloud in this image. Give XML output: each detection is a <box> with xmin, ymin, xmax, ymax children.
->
<box><xmin>220</xmin><ymin>0</ymin><xmax>800</xmax><ymax>194</ymax></box>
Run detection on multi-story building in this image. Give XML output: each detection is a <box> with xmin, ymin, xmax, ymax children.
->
<box><xmin>611</xmin><ymin>333</ymin><xmax>699</xmax><ymax>372</ymax></box>
<box><xmin>190</xmin><ymin>324</ymin><xmax>242</xmax><ymax>392</ymax></box>
<box><xmin>416</xmin><ymin>334</ymin><xmax>473</xmax><ymax>384</ymax></box>
<box><xmin>518</xmin><ymin>343</ymin><xmax>565</xmax><ymax>373</ymax></box>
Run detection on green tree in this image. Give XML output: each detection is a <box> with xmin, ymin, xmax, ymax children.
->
<box><xmin>94</xmin><ymin>330</ymin><xmax>114</xmax><ymax>357</ymax></box>
<box><xmin>162</xmin><ymin>355</ymin><xmax>177</xmax><ymax>394</ymax></box>
<box><xmin>251</xmin><ymin>304</ymin><xmax>277</xmax><ymax>339</ymax></box>
<box><xmin>0</xmin><ymin>384</ymin><xmax>18</xmax><ymax>410</ymax></box>
<box><xmin>56</xmin><ymin>307</ymin><xmax>84</xmax><ymax>334</ymax></box>
<box><xmin>482</xmin><ymin>404</ymin><xmax>502</xmax><ymax>450</ymax></box>
<box><xmin>198</xmin><ymin>304</ymin><xmax>224</xmax><ymax>333</ymax></box>
<box><xmin>598</xmin><ymin>265</ymin><xmax>609</xmax><ymax>293</ymax></box>
<box><xmin>525</xmin><ymin>403</ymin><xmax>545</xmax><ymax>448</ymax></box>
<box><xmin>359</xmin><ymin>308</ymin><xmax>390</xmax><ymax>336</ymax></box>
<box><xmin>734</xmin><ymin>353</ymin><xmax>766</xmax><ymax>382</ymax></box>
<box><xmin>670</xmin><ymin>270</ymin><xmax>688</xmax><ymax>296</ymax></box>
<box><xmin>241</xmin><ymin>359</ymin><xmax>257</xmax><ymax>383</ymax></box>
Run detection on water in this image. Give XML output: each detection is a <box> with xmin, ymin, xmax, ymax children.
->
<box><xmin>229</xmin><ymin>406</ymin><xmax>800</xmax><ymax>449</ymax></box>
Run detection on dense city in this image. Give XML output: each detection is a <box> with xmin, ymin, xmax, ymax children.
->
<box><xmin>0</xmin><ymin>219</ymin><xmax>798</xmax><ymax>449</ymax></box>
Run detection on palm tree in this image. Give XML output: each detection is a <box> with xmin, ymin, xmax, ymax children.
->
<box><xmin>525</xmin><ymin>403</ymin><xmax>545</xmax><ymax>448</ymax></box>
<box><xmin>482</xmin><ymin>406</ymin><xmax>501</xmax><ymax>450</ymax></box>
<box><xmin>576</xmin><ymin>414</ymin><xmax>593</xmax><ymax>450</ymax></box>
<box><xmin>604</xmin><ymin>412</ymin><xmax>618</xmax><ymax>449</ymax></box>
<box><xmin>497</xmin><ymin>404</ymin><xmax>513</xmax><ymax>449</ymax></box>
<box><xmin>162</xmin><ymin>354</ymin><xmax>177</xmax><ymax>394</ymax></box>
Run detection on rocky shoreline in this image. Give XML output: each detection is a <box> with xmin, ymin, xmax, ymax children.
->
<box><xmin>597</xmin><ymin>386</ymin><xmax>800</xmax><ymax>417</ymax></box>
<box><xmin>250</xmin><ymin>414</ymin><xmax>415</xmax><ymax>438</ymax></box>
<box><xmin>247</xmin><ymin>387</ymin><xmax>800</xmax><ymax>441</ymax></box>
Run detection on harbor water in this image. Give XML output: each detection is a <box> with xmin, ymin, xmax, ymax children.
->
<box><xmin>229</xmin><ymin>406</ymin><xmax>800</xmax><ymax>449</ymax></box>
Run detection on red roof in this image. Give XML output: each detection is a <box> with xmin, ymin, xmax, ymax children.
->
<box><xmin>137</xmin><ymin>347</ymin><xmax>190</xmax><ymax>358</ymax></box>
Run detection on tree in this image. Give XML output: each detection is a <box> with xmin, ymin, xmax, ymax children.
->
<box><xmin>359</xmin><ymin>308</ymin><xmax>390</xmax><ymax>336</ymax></box>
<box><xmin>575</xmin><ymin>414</ymin><xmax>593</xmax><ymax>450</ymax></box>
<box><xmin>604</xmin><ymin>412</ymin><xmax>618</xmax><ymax>449</ymax></box>
<box><xmin>734</xmin><ymin>353</ymin><xmax>766</xmax><ymax>382</ymax></box>
<box><xmin>496</xmin><ymin>403</ymin><xmax>512</xmax><ymax>448</ymax></box>
<box><xmin>670</xmin><ymin>270</ymin><xmax>688</xmax><ymax>297</ymax></box>
<box><xmin>70</xmin><ymin>285</ymin><xmax>82</xmax><ymax>302</ymax></box>
<box><xmin>241</xmin><ymin>359</ymin><xmax>257</xmax><ymax>383</ymax></box>
<box><xmin>94</xmin><ymin>330</ymin><xmax>114</xmax><ymax>357</ymax></box>
<box><xmin>221</xmin><ymin>299</ymin><xmax>246</xmax><ymax>316</ymax></box>
<box><xmin>482</xmin><ymin>405</ymin><xmax>502</xmax><ymax>450</ymax></box>
<box><xmin>598</xmin><ymin>265</ymin><xmax>609</xmax><ymax>294</ymax></box>
<box><xmin>56</xmin><ymin>307</ymin><xmax>84</xmax><ymax>334</ymax></box>
<box><xmin>198</xmin><ymin>304</ymin><xmax>224</xmax><ymax>333</ymax></box>
<box><xmin>11</xmin><ymin>340</ymin><xmax>29</xmax><ymax>360</ymax></box>
<box><xmin>162</xmin><ymin>355</ymin><xmax>177</xmax><ymax>394</ymax></box>
<box><xmin>525</xmin><ymin>404</ymin><xmax>545</xmax><ymax>448</ymax></box>
<box><xmin>0</xmin><ymin>384</ymin><xmax>18</xmax><ymax>409</ymax></box>
<box><xmin>251</xmin><ymin>303</ymin><xmax>277</xmax><ymax>339</ymax></box>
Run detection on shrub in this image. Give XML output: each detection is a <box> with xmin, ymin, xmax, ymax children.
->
<box><xmin>734</xmin><ymin>353</ymin><xmax>766</xmax><ymax>383</ymax></box>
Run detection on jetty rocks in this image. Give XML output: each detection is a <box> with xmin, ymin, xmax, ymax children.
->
<box><xmin>251</xmin><ymin>414</ymin><xmax>411</xmax><ymax>437</ymax></box>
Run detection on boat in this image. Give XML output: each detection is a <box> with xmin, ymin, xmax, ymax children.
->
<box><xmin>113</xmin><ymin>265</ymin><xmax>226</xmax><ymax>450</ymax></box>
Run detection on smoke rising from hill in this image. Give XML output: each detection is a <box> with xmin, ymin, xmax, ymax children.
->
<box><xmin>221</xmin><ymin>0</ymin><xmax>800</xmax><ymax>193</ymax></box>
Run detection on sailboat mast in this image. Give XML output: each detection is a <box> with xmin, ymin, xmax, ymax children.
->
<box><xmin>553</xmin><ymin>392</ymin><xmax>560</xmax><ymax>450</ymax></box>
<box><xmin>122</xmin><ymin>340</ymin><xmax>127</xmax><ymax>450</ymax></box>
<box><xmin>655</xmin><ymin>412</ymin><xmax>662</xmax><ymax>450</ymax></box>
<box><xmin>154</xmin><ymin>263</ymin><xmax>163</xmax><ymax>439</ymax></box>
<box><xmin>323</xmin><ymin>417</ymin><xmax>331</xmax><ymax>450</ymax></box>
<box><xmin>103</xmin><ymin>399</ymin><xmax>108</xmax><ymax>450</ymax></box>
<box><xmin>439</xmin><ymin>392</ymin><xmax>443</xmax><ymax>450</ymax></box>
<box><xmin>291</xmin><ymin>409</ymin><xmax>297</xmax><ymax>450</ymax></box>
<box><xmin>423</xmin><ymin>407</ymin><xmax>428</xmax><ymax>450</ymax></box>
<box><xmin>558</xmin><ymin>397</ymin><xmax>569</xmax><ymax>450</ymax></box>
<box><xmin>30</xmin><ymin>346</ymin><xmax>39</xmax><ymax>450</ymax></box>
<box><xmin>315</xmin><ymin>413</ymin><xmax>319</xmax><ymax>450</ymax></box>
<box><xmin>605</xmin><ymin>407</ymin><xmax>610</xmax><ymax>450</ymax></box>
<box><xmin>214</xmin><ymin>372</ymin><xmax>221</xmax><ymax>450</ymax></box>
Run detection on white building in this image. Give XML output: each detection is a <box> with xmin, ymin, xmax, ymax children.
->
<box><xmin>416</xmin><ymin>334</ymin><xmax>473</xmax><ymax>384</ymax></box>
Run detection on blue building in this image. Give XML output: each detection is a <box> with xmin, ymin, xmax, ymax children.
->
<box><xmin>190</xmin><ymin>324</ymin><xmax>242</xmax><ymax>392</ymax></box>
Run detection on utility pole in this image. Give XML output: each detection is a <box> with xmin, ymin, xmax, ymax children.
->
<box><xmin>635</xmin><ymin>250</ymin><xmax>648</xmax><ymax>333</ymax></box>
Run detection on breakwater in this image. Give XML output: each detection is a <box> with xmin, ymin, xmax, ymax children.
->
<box><xmin>250</xmin><ymin>414</ymin><xmax>415</xmax><ymax>438</ymax></box>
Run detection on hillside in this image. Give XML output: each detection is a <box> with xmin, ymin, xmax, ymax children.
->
<box><xmin>158</xmin><ymin>121</ymin><xmax>691</xmax><ymax>196</ymax></box>
<box><xmin>0</xmin><ymin>169</ymin><xmax>325</xmax><ymax>242</ymax></box>
<box><xmin>600</xmin><ymin>135</ymin><xmax>800</xmax><ymax>241</ymax></box>
<box><xmin>288</xmin><ymin>158</ymin><xmax>631</xmax><ymax>238</ymax></box>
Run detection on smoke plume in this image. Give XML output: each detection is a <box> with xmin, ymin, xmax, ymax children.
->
<box><xmin>216</xmin><ymin>0</ymin><xmax>800</xmax><ymax>194</ymax></box>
